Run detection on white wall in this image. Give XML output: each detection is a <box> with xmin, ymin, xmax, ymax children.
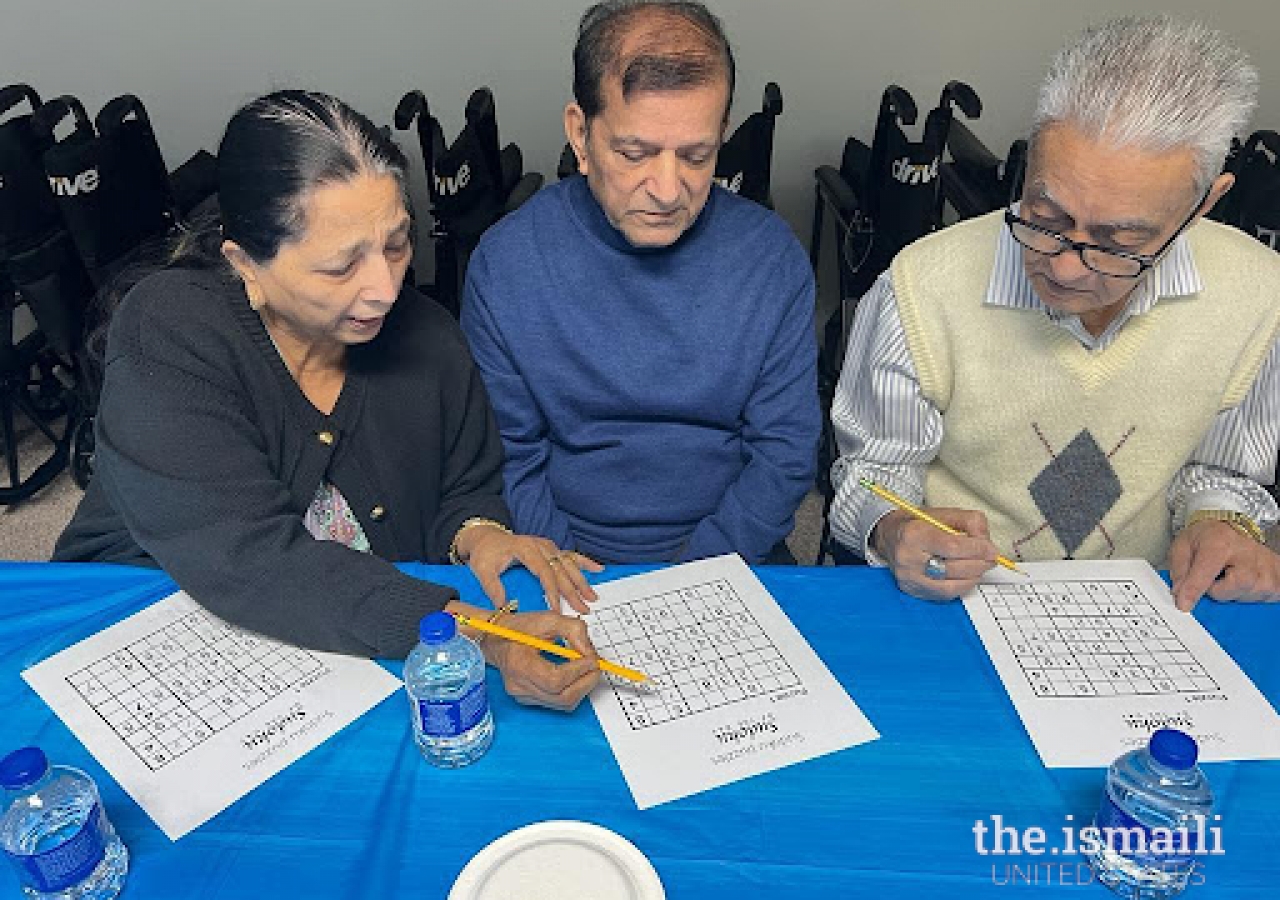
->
<box><xmin>6</xmin><ymin>0</ymin><xmax>1278</xmax><ymax>254</ymax></box>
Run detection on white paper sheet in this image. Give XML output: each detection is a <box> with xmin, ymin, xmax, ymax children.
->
<box><xmin>576</xmin><ymin>555</ymin><xmax>878</xmax><ymax>809</ymax></box>
<box><xmin>963</xmin><ymin>559</ymin><xmax>1280</xmax><ymax>767</ymax></box>
<box><xmin>22</xmin><ymin>591</ymin><xmax>401</xmax><ymax>839</ymax></box>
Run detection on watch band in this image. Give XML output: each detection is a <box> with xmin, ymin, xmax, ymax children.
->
<box><xmin>1184</xmin><ymin>509</ymin><xmax>1267</xmax><ymax>544</ymax></box>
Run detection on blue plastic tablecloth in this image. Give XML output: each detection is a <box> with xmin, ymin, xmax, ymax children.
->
<box><xmin>2</xmin><ymin>560</ymin><xmax>1278</xmax><ymax>898</ymax></box>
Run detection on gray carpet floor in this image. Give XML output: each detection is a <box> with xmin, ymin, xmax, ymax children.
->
<box><xmin>0</xmin><ymin>416</ymin><xmax>85</xmax><ymax>561</ymax></box>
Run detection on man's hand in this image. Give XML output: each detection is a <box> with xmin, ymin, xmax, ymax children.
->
<box><xmin>873</xmin><ymin>508</ymin><xmax>999</xmax><ymax>601</ymax></box>
<box><xmin>1169</xmin><ymin>520</ymin><xmax>1280</xmax><ymax>611</ymax></box>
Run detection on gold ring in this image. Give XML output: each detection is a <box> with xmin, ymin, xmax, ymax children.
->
<box><xmin>547</xmin><ymin>556</ymin><xmax>562</xmax><ymax>567</ymax></box>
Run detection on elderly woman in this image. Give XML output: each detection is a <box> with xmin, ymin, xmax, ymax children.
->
<box><xmin>55</xmin><ymin>91</ymin><xmax>601</xmax><ymax>711</ymax></box>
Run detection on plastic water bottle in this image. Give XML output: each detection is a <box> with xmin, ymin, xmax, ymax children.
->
<box><xmin>405</xmin><ymin>611</ymin><xmax>494</xmax><ymax>767</ymax></box>
<box><xmin>0</xmin><ymin>748</ymin><xmax>128</xmax><ymax>900</ymax></box>
<box><xmin>1086</xmin><ymin>729</ymin><xmax>1213</xmax><ymax>899</ymax></box>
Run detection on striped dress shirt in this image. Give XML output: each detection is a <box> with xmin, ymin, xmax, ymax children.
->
<box><xmin>828</xmin><ymin>223</ymin><xmax>1280</xmax><ymax>560</ymax></box>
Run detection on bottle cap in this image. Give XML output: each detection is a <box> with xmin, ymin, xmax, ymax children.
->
<box><xmin>419</xmin><ymin>611</ymin><xmax>457</xmax><ymax>644</ymax></box>
<box><xmin>1149</xmin><ymin>728</ymin><xmax>1199</xmax><ymax>769</ymax></box>
<box><xmin>0</xmin><ymin>747</ymin><xmax>49</xmax><ymax>790</ymax></box>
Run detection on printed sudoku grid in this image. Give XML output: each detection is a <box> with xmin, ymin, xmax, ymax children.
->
<box><xmin>66</xmin><ymin>610</ymin><xmax>326</xmax><ymax>770</ymax></box>
<box><xmin>587</xmin><ymin>578</ymin><xmax>800</xmax><ymax>729</ymax></box>
<box><xmin>977</xmin><ymin>579</ymin><xmax>1220</xmax><ymax>698</ymax></box>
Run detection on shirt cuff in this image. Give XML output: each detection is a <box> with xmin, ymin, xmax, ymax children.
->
<box><xmin>860</xmin><ymin>502</ymin><xmax>896</xmax><ymax>567</ymax></box>
<box><xmin>829</xmin><ymin>460</ymin><xmax>926</xmax><ymax>565</ymax></box>
<box><xmin>1176</xmin><ymin>487</ymin><xmax>1275</xmax><ymax>532</ymax></box>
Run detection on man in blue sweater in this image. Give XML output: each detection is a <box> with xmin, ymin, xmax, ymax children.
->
<box><xmin>461</xmin><ymin>0</ymin><xmax>818</xmax><ymax>570</ymax></box>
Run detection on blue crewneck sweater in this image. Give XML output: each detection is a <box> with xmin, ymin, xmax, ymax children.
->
<box><xmin>462</xmin><ymin>176</ymin><xmax>818</xmax><ymax>564</ymax></box>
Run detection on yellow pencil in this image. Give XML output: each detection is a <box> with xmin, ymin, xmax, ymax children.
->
<box><xmin>452</xmin><ymin>612</ymin><xmax>648</xmax><ymax>683</ymax></box>
<box><xmin>858</xmin><ymin>478</ymin><xmax>1025</xmax><ymax>575</ymax></box>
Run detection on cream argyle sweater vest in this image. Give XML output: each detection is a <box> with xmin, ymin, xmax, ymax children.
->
<box><xmin>891</xmin><ymin>212</ymin><xmax>1280</xmax><ymax>564</ymax></box>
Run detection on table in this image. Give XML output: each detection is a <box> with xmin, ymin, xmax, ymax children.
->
<box><xmin>3</xmin><ymin>561</ymin><xmax>1278</xmax><ymax>898</ymax></box>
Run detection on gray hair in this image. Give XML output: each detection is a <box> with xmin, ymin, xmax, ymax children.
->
<box><xmin>219</xmin><ymin>90</ymin><xmax>411</xmax><ymax>263</ymax></box>
<box><xmin>1032</xmin><ymin>16</ymin><xmax>1258</xmax><ymax>193</ymax></box>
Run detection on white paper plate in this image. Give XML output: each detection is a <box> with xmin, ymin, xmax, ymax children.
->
<box><xmin>448</xmin><ymin>820</ymin><xmax>665</xmax><ymax>900</ymax></box>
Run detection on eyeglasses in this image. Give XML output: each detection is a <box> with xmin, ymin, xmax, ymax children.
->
<box><xmin>1004</xmin><ymin>188</ymin><xmax>1210</xmax><ymax>279</ymax></box>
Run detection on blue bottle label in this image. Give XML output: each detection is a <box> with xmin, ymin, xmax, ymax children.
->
<box><xmin>1094</xmin><ymin>794</ymin><xmax>1196</xmax><ymax>868</ymax></box>
<box><xmin>4</xmin><ymin>802</ymin><xmax>108</xmax><ymax>892</ymax></box>
<box><xmin>417</xmin><ymin>681</ymin><xmax>488</xmax><ymax>737</ymax></box>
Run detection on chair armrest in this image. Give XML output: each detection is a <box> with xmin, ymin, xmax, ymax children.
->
<box><xmin>814</xmin><ymin>165</ymin><xmax>861</xmax><ymax>217</ymax></box>
<box><xmin>946</xmin><ymin>119</ymin><xmax>1000</xmax><ymax>172</ymax></box>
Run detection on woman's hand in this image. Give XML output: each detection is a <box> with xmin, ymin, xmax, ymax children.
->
<box><xmin>457</xmin><ymin>524</ymin><xmax>603</xmax><ymax>613</ymax></box>
<box><xmin>478</xmin><ymin>610</ymin><xmax>601</xmax><ymax>711</ymax></box>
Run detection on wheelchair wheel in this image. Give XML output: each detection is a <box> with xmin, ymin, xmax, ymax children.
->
<box><xmin>70</xmin><ymin>414</ymin><xmax>94</xmax><ymax>488</ymax></box>
<box><xmin>28</xmin><ymin>360</ymin><xmax>69</xmax><ymax>422</ymax></box>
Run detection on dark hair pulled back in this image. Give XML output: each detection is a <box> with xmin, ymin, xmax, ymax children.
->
<box><xmin>85</xmin><ymin>90</ymin><xmax>409</xmax><ymax>374</ymax></box>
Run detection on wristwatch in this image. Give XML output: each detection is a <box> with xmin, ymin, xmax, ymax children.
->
<box><xmin>1183</xmin><ymin>509</ymin><xmax>1267</xmax><ymax>544</ymax></box>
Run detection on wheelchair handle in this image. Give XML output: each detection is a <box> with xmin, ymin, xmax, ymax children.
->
<box><xmin>1005</xmin><ymin>139</ymin><xmax>1029</xmax><ymax>201</ymax></box>
<box><xmin>763</xmin><ymin>82</ymin><xmax>783</xmax><ymax>117</ymax></box>
<box><xmin>31</xmin><ymin>94</ymin><xmax>94</xmax><ymax>143</ymax></box>
<box><xmin>393</xmin><ymin>90</ymin><xmax>428</xmax><ymax>132</ymax></box>
<box><xmin>0</xmin><ymin>84</ymin><xmax>42</xmax><ymax>123</ymax></box>
<box><xmin>394</xmin><ymin>89</ymin><xmax>438</xmax><ymax>177</ymax></box>
<box><xmin>940</xmin><ymin>80</ymin><xmax>982</xmax><ymax>120</ymax></box>
<box><xmin>464</xmin><ymin>87</ymin><xmax>505</xmax><ymax>188</ymax></box>
<box><xmin>465</xmin><ymin>87</ymin><xmax>495</xmax><ymax>125</ymax></box>
<box><xmin>879</xmin><ymin>85</ymin><xmax>917</xmax><ymax>127</ymax></box>
<box><xmin>95</xmin><ymin>94</ymin><xmax>151</xmax><ymax>136</ymax></box>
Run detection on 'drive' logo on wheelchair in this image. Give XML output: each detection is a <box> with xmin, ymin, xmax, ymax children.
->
<box><xmin>48</xmin><ymin>167</ymin><xmax>100</xmax><ymax>197</ymax></box>
<box><xmin>713</xmin><ymin>171</ymin><xmax>745</xmax><ymax>193</ymax></box>
<box><xmin>432</xmin><ymin>162</ymin><xmax>471</xmax><ymax>197</ymax></box>
<box><xmin>891</xmin><ymin>156</ymin><xmax>938</xmax><ymax>185</ymax></box>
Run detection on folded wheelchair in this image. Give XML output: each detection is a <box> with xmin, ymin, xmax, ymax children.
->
<box><xmin>809</xmin><ymin>81</ymin><xmax>981</xmax><ymax>562</ymax></box>
<box><xmin>1212</xmin><ymin>129</ymin><xmax>1280</xmax><ymax>252</ymax></box>
<box><xmin>939</xmin><ymin>117</ymin><xmax>1026</xmax><ymax>221</ymax></box>
<box><xmin>394</xmin><ymin>88</ymin><xmax>543</xmax><ymax>317</ymax></box>
<box><xmin>0</xmin><ymin>84</ymin><xmax>215</xmax><ymax>499</ymax></box>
